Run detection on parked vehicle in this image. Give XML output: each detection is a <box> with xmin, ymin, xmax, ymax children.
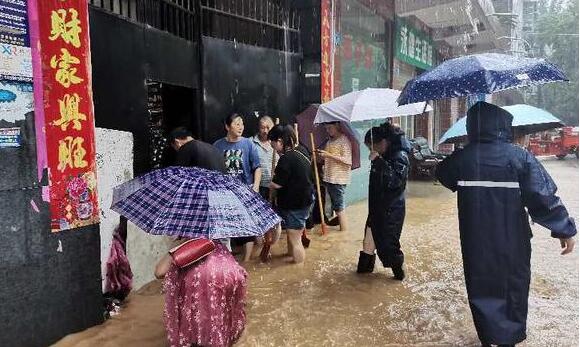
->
<box><xmin>408</xmin><ymin>137</ymin><xmax>447</xmax><ymax>179</ymax></box>
<box><xmin>527</xmin><ymin>126</ymin><xmax>579</xmax><ymax>159</ymax></box>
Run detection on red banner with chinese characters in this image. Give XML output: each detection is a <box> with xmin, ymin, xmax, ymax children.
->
<box><xmin>35</xmin><ymin>0</ymin><xmax>99</xmax><ymax>232</ymax></box>
<box><xmin>320</xmin><ymin>0</ymin><xmax>332</xmax><ymax>103</ymax></box>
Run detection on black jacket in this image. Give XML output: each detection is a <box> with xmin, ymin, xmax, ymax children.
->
<box><xmin>436</xmin><ymin>101</ymin><xmax>576</xmax><ymax>345</ymax></box>
<box><xmin>176</xmin><ymin>140</ymin><xmax>226</xmax><ymax>173</ymax></box>
<box><xmin>368</xmin><ymin>133</ymin><xmax>411</xmax><ymax>212</ymax></box>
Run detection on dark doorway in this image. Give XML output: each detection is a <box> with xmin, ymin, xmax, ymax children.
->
<box><xmin>146</xmin><ymin>80</ymin><xmax>197</xmax><ymax>169</ymax></box>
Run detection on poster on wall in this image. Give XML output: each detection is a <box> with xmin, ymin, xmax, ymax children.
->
<box><xmin>0</xmin><ymin>0</ymin><xmax>32</xmax><ymax>81</ymax></box>
<box><xmin>33</xmin><ymin>0</ymin><xmax>99</xmax><ymax>232</ymax></box>
<box><xmin>337</xmin><ymin>33</ymin><xmax>388</xmax><ymax>95</ymax></box>
<box><xmin>0</xmin><ymin>127</ymin><xmax>21</xmax><ymax>147</ymax></box>
<box><xmin>0</xmin><ymin>0</ymin><xmax>32</xmax><ymax>128</ymax></box>
<box><xmin>0</xmin><ymin>80</ymin><xmax>33</xmax><ymax>128</ymax></box>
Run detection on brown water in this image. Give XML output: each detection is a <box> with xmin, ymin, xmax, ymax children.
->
<box><xmin>55</xmin><ymin>158</ymin><xmax>578</xmax><ymax>347</ymax></box>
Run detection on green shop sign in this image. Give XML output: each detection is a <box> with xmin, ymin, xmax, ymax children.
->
<box><xmin>395</xmin><ymin>16</ymin><xmax>434</xmax><ymax>70</ymax></box>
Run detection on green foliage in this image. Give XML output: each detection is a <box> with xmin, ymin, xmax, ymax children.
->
<box><xmin>527</xmin><ymin>0</ymin><xmax>579</xmax><ymax>125</ymax></box>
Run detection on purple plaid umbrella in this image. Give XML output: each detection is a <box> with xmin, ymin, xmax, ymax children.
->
<box><xmin>111</xmin><ymin>166</ymin><xmax>281</xmax><ymax>239</ymax></box>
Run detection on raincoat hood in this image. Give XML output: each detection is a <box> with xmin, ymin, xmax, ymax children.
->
<box><xmin>466</xmin><ymin>101</ymin><xmax>513</xmax><ymax>143</ymax></box>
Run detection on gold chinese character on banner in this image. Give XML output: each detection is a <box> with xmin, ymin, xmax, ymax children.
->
<box><xmin>53</xmin><ymin>93</ymin><xmax>86</xmax><ymax>131</ymax></box>
<box><xmin>321</xmin><ymin>51</ymin><xmax>329</xmax><ymax>67</ymax></box>
<box><xmin>49</xmin><ymin>8</ymin><xmax>82</xmax><ymax>48</ymax></box>
<box><xmin>322</xmin><ymin>9</ymin><xmax>330</xmax><ymax>28</ymax></box>
<box><xmin>321</xmin><ymin>33</ymin><xmax>330</xmax><ymax>47</ymax></box>
<box><xmin>58</xmin><ymin>136</ymin><xmax>88</xmax><ymax>172</ymax></box>
<box><xmin>50</xmin><ymin>48</ymin><xmax>84</xmax><ymax>88</ymax></box>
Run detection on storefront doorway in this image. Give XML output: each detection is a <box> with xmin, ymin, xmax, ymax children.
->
<box><xmin>146</xmin><ymin>80</ymin><xmax>198</xmax><ymax>169</ymax></box>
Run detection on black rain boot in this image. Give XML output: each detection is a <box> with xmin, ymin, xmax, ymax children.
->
<box><xmin>392</xmin><ymin>265</ymin><xmax>405</xmax><ymax>281</ymax></box>
<box><xmin>327</xmin><ymin>216</ymin><xmax>340</xmax><ymax>226</ymax></box>
<box><xmin>356</xmin><ymin>251</ymin><xmax>375</xmax><ymax>273</ymax></box>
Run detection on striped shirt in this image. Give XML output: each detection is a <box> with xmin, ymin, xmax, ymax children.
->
<box><xmin>252</xmin><ymin>135</ymin><xmax>278</xmax><ymax>187</ymax></box>
<box><xmin>322</xmin><ymin>134</ymin><xmax>352</xmax><ymax>185</ymax></box>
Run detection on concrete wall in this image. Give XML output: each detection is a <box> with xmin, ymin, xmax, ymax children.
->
<box><xmin>95</xmin><ymin>128</ymin><xmax>134</xmax><ymax>291</ymax></box>
<box><xmin>0</xmin><ymin>113</ymin><xmax>102</xmax><ymax>347</ymax></box>
<box><xmin>127</xmin><ymin>223</ymin><xmax>175</xmax><ymax>289</ymax></box>
<box><xmin>344</xmin><ymin>127</ymin><xmax>371</xmax><ymax>206</ymax></box>
<box><xmin>94</xmin><ymin>127</ymin><xmax>173</xmax><ymax>290</ymax></box>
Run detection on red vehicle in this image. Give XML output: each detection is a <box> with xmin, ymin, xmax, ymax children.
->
<box><xmin>528</xmin><ymin>126</ymin><xmax>579</xmax><ymax>159</ymax></box>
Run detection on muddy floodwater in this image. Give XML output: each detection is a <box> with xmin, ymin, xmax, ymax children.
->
<box><xmin>55</xmin><ymin>158</ymin><xmax>578</xmax><ymax>347</ymax></box>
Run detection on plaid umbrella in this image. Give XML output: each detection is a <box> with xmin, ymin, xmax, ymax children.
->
<box><xmin>111</xmin><ymin>166</ymin><xmax>281</xmax><ymax>239</ymax></box>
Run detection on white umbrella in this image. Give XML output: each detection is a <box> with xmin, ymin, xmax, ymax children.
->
<box><xmin>313</xmin><ymin>88</ymin><xmax>432</xmax><ymax>124</ymax></box>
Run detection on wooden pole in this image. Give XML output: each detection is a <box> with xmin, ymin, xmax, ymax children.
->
<box><xmin>293</xmin><ymin>122</ymin><xmax>299</xmax><ymax>146</ymax></box>
<box><xmin>310</xmin><ymin>132</ymin><xmax>327</xmax><ymax>235</ymax></box>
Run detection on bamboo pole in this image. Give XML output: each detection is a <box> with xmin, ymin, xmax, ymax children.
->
<box><xmin>310</xmin><ymin>132</ymin><xmax>327</xmax><ymax>235</ymax></box>
<box><xmin>293</xmin><ymin>122</ymin><xmax>299</xmax><ymax>146</ymax></box>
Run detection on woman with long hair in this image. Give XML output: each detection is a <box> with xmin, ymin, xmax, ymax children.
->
<box><xmin>268</xmin><ymin>125</ymin><xmax>315</xmax><ymax>264</ymax></box>
<box><xmin>357</xmin><ymin>122</ymin><xmax>411</xmax><ymax>280</ymax></box>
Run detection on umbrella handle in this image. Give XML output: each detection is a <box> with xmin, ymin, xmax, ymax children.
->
<box><xmin>310</xmin><ymin>132</ymin><xmax>327</xmax><ymax>235</ymax></box>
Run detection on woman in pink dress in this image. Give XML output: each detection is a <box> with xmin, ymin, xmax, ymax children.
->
<box><xmin>155</xmin><ymin>242</ymin><xmax>247</xmax><ymax>347</ymax></box>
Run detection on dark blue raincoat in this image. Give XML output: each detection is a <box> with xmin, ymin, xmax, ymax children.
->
<box><xmin>436</xmin><ymin>102</ymin><xmax>577</xmax><ymax>345</ymax></box>
<box><xmin>367</xmin><ymin>132</ymin><xmax>412</xmax><ymax>269</ymax></box>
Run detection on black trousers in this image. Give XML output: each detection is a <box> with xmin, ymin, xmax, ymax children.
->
<box><xmin>366</xmin><ymin>201</ymin><xmax>405</xmax><ymax>268</ymax></box>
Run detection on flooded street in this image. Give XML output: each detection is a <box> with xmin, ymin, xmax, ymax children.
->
<box><xmin>55</xmin><ymin>158</ymin><xmax>578</xmax><ymax>347</ymax></box>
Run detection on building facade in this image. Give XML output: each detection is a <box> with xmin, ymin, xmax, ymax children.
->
<box><xmin>301</xmin><ymin>0</ymin><xmax>510</xmax><ymax>151</ymax></box>
<box><xmin>0</xmin><ymin>1</ymin><xmax>529</xmax><ymax>346</ymax></box>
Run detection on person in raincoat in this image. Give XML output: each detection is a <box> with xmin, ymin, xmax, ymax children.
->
<box><xmin>436</xmin><ymin>101</ymin><xmax>576</xmax><ymax>347</ymax></box>
<box><xmin>357</xmin><ymin>122</ymin><xmax>411</xmax><ymax>281</ymax></box>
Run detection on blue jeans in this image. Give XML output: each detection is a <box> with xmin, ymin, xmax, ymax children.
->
<box><xmin>279</xmin><ymin>203</ymin><xmax>314</xmax><ymax>230</ymax></box>
<box><xmin>325</xmin><ymin>182</ymin><xmax>346</xmax><ymax>212</ymax></box>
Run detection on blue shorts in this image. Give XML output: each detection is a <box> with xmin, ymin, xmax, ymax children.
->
<box><xmin>325</xmin><ymin>183</ymin><xmax>346</xmax><ymax>212</ymax></box>
<box><xmin>279</xmin><ymin>203</ymin><xmax>314</xmax><ymax>230</ymax></box>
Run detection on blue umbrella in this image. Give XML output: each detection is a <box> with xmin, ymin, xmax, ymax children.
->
<box><xmin>397</xmin><ymin>53</ymin><xmax>568</xmax><ymax>105</ymax></box>
<box><xmin>111</xmin><ymin>166</ymin><xmax>281</xmax><ymax>239</ymax></box>
<box><xmin>439</xmin><ymin>104</ymin><xmax>565</xmax><ymax>144</ymax></box>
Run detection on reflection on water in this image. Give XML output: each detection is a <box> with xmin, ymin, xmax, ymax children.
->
<box><xmin>237</xmin><ymin>181</ymin><xmax>477</xmax><ymax>347</ymax></box>
<box><xmin>238</xmin><ymin>159</ymin><xmax>578</xmax><ymax>346</ymax></box>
